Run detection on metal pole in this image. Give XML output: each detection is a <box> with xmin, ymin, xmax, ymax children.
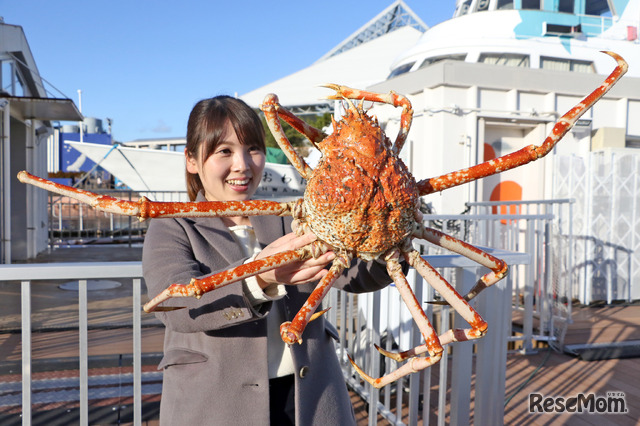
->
<box><xmin>79</xmin><ymin>279</ymin><xmax>88</xmax><ymax>424</ymax></box>
<box><xmin>1</xmin><ymin>100</ymin><xmax>11</xmax><ymax>263</ymax></box>
<box><xmin>133</xmin><ymin>278</ymin><xmax>142</xmax><ymax>426</ymax></box>
<box><xmin>21</xmin><ymin>281</ymin><xmax>31</xmax><ymax>425</ymax></box>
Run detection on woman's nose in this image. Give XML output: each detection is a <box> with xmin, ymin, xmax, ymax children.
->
<box><xmin>232</xmin><ymin>152</ymin><xmax>250</xmax><ymax>171</ymax></box>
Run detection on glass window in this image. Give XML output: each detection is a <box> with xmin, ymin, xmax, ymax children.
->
<box><xmin>540</xmin><ymin>57</ymin><xmax>594</xmax><ymax>73</ymax></box>
<box><xmin>558</xmin><ymin>0</ymin><xmax>574</xmax><ymax>13</ymax></box>
<box><xmin>418</xmin><ymin>54</ymin><xmax>466</xmax><ymax>69</ymax></box>
<box><xmin>521</xmin><ymin>0</ymin><xmax>541</xmax><ymax>10</ymax></box>
<box><xmin>479</xmin><ymin>53</ymin><xmax>530</xmax><ymax>68</ymax></box>
<box><xmin>1</xmin><ymin>60</ymin><xmax>26</xmax><ymax>96</ymax></box>
<box><xmin>455</xmin><ymin>0</ymin><xmax>473</xmax><ymax>16</ymax></box>
<box><xmin>476</xmin><ymin>0</ymin><xmax>491</xmax><ymax>12</ymax></box>
<box><xmin>497</xmin><ymin>0</ymin><xmax>514</xmax><ymax>9</ymax></box>
<box><xmin>387</xmin><ymin>62</ymin><xmax>415</xmax><ymax>78</ymax></box>
<box><xmin>585</xmin><ymin>0</ymin><xmax>611</xmax><ymax>16</ymax></box>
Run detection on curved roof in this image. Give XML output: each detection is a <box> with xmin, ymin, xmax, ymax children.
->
<box><xmin>240</xmin><ymin>1</ymin><xmax>427</xmax><ymax>110</ymax></box>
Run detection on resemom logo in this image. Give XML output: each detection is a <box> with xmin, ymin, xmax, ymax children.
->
<box><xmin>529</xmin><ymin>392</ymin><xmax>628</xmax><ymax>414</ymax></box>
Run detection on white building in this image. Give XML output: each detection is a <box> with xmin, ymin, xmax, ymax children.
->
<box><xmin>0</xmin><ymin>22</ymin><xmax>82</xmax><ymax>262</ymax></box>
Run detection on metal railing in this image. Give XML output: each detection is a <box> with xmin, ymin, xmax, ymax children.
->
<box><xmin>6</xmin><ymin>203</ymin><xmax>566</xmax><ymax>424</ymax></box>
<box><xmin>326</xmin><ymin>249</ymin><xmax>529</xmax><ymax>425</ymax></box>
<box><xmin>1</xmin><ymin>249</ymin><xmax>530</xmax><ymax>426</ymax></box>
<box><xmin>0</xmin><ymin>262</ymin><xmax>144</xmax><ymax>426</ymax></box>
<box><xmin>466</xmin><ymin>199</ymin><xmax>575</xmax><ymax>350</ymax></box>
<box><xmin>47</xmin><ymin>190</ymin><xmax>188</xmax><ymax>244</ymax></box>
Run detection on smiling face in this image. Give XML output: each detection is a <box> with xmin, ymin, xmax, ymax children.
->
<box><xmin>186</xmin><ymin>120</ymin><xmax>265</xmax><ymax>203</ymax></box>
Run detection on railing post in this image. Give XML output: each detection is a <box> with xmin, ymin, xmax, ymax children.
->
<box><xmin>79</xmin><ymin>279</ymin><xmax>88</xmax><ymax>424</ymax></box>
<box><xmin>408</xmin><ymin>269</ymin><xmax>423</xmax><ymax>426</ymax></box>
<box><xmin>367</xmin><ymin>290</ymin><xmax>381</xmax><ymax>426</ymax></box>
<box><xmin>21</xmin><ymin>281</ymin><xmax>31</xmax><ymax>426</ymax></box>
<box><xmin>450</xmin><ymin>267</ymin><xmax>474</xmax><ymax>426</ymax></box>
<box><xmin>133</xmin><ymin>278</ymin><xmax>142</xmax><ymax>426</ymax></box>
<box><xmin>474</xmin><ymin>265</ymin><xmax>512</xmax><ymax>426</ymax></box>
<box><xmin>523</xmin><ymin>222</ymin><xmax>535</xmax><ymax>353</ymax></box>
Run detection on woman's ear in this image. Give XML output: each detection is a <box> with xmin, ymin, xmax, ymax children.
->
<box><xmin>185</xmin><ymin>149</ymin><xmax>199</xmax><ymax>174</ymax></box>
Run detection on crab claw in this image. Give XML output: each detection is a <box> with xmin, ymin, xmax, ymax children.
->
<box><xmin>309</xmin><ymin>307</ymin><xmax>331</xmax><ymax>323</ymax></box>
<box><xmin>280</xmin><ymin>321</ymin><xmax>303</xmax><ymax>345</ymax></box>
<box><xmin>347</xmin><ymin>353</ymin><xmax>381</xmax><ymax>388</ymax></box>
<box><xmin>142</xmin><ymin>280</ymin><xmax>205</xmax><ymax>312</ymax></box>
<box><xmin>319</xmin><ymin>83</ymin><xmax>346</xmax><ymax>100</ymax></box>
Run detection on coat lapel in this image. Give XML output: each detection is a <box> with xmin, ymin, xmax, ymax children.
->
<box><xmin>251</xmin><ymin>214</ymin><xmax>287</xmax><ymax>249</ymax></box>
<box><xmin>190</xmin><ymin>192</ymin><xmax>245</xmax><ymax>265</ymax></box>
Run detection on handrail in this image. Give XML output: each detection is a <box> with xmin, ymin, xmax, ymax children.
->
<box><xmin>2</xmin><ymin>248</ymin><xmax>529</xmax><ymax>425</ymax></box>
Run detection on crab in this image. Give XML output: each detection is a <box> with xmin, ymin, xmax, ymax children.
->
<box><xmin>18</xmin><ymin>51</ymin><xmax>626</xmax><ymax>388</ymax></box>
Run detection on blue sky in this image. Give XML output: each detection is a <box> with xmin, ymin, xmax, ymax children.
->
<box><xmin>0</xmin><ymin>1</ymin><xmax>454</xmax><ymax>142</ymax></box>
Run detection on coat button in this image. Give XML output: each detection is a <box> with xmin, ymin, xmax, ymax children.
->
<box><xmin>299</xmin><ymin>366</ymin><xmax>310</xmax><ymax>378</ymax></box>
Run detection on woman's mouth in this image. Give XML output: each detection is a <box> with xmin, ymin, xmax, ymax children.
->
<box><xmin>226</xmin><ymin>178</ymin><xmax>252</xmax><ymax>191</ymax></box>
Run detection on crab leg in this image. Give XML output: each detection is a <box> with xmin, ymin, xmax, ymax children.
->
<box><xmin>144</xmin><ymin>241</ymin><xmax>329</xmax><ymax>312</ymax></box>
<box><xmin>348</xmin><ymin>249</ymin><xmax>443</xmax><ymax>388</ymax></box>
<box><xmin>407</xmin><ymin>249</ymin><xmax>487</xmax><ymax>337</ymax></box>
<box><xmin>261</xmin><ymin>94</ymin><xmax>315</xmax><ymax>179</ymax></box>
<box><xmin>261</xmin><ymin>97</ymin><xmax>327</xmax><ymax>148</ymax></box>
<box><xmin>413</xmin><ymin>224</ymin><xmax>508</xmax><ymax>302</ymax></box>
<box><xmin>417</xmin><ymin>51</ymin><xmax>627</xmax><ymax>195</ymax></box>
<box><xmin>17</xmin><ymin>171</ymin><xmax>294</xmax><ymax>219</ymax></box>
<box><xmin>322</xmin><ymin>83</ymin><xmax>413</xmax><ymax>155</ymax></box>
<box><xmin>279</xmin><ymin>253</ymin><xmax>351</xmax><ymax>345</ymax></box>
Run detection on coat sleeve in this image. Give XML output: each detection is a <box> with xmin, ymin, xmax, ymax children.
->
<box><xmin>335</xmin><ymin>257</ymin><xmax>399</xmax><ymax>294</ymax></box>
<box><xmin>142</xmin><ymin>218</ymin><xmax>271</xmax><ymax>333</ymax></box>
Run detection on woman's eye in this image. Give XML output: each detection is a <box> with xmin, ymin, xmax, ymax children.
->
<box><xmin>216</xmin><ymin>148</ymin><xmax>231</xmax><ymax>155</ymax></box>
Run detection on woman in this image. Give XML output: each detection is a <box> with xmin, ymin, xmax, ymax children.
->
<box><xmin>142</xmin><ymin>96</ymin><xmax>393</xmax><ymax>425</ymax></box>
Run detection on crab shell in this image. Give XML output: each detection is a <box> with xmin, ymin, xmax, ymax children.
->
<box><xmin>302</xmin><ymin>106</ymin><xmax>419</xmax><ymax>261</ymax></box>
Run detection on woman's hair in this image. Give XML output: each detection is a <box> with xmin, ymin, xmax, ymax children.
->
<box><xmin>185</xmin><ymin>96</ymin><xmax>266</xmax><ymax>201</ymax></box>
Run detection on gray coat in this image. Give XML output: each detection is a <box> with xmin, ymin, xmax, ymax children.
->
<box><xmin>142</xmin><ymin>204</ymin><xmax>393</xmax><ymax>425</ymax></box>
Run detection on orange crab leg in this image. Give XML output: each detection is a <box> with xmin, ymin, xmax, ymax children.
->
<box><xmin>406</xmin><ymin>249</ymin><xmax>487</xmax><ymax>338</ymax></box>
<box><xmin>261</xmin><ymin>99</ymin><xmax>327</xmax><ymax>148</ymax></box>
<box><xmin>418</xmin><ymin>51</ymin><xmax>627</xmax><ymax>195</ymax></box>
<box><xmin>144</xmin><ymin>241</ymin><xmax>328</xmax><ymax>312</ymax></box>
<box><xmin>413</xmin><ymin>224</ymin><xmax>508</xmax><ymax>302</ymax></box>
<box><xmin>17</xmin><ymin>171</ymin><xmax>295</xmax><ymax>219</ymax></box>
<box><xmin>350</xmin><ymin>248</ymin><xmax>489</xmax><ymax>388</ymax></box>
<box><xmin>261</xmin><ymin>94</ymin><xmax>315</xmax><ymax>179</ymax></box>
<box><xmin>348</xmin><ymin>249</ymin><xmax>443</xmax><ymax>388</ymax></box>
<box><xmin>322</xmin><ymin>83</ymin><xmax>414</xmax><ymax>155</ymax></box>
<box><xmin>280</xmin><ymin>253</ymin><xmax>351</xmax><ymax>344</ymax></box>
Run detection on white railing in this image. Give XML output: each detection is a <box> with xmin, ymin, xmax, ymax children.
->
<box><xmin>47</xmin><ymin>191</ymin><xmax>187</xmax><ymax>244</ymax></box>
<box><xmin>326</xmin><ymin>249</ymin><xmax>530</xmax><ymax>426</ymax></box>
<box><xmin>0</xmin><ymin>248</ymin><xmax>530</xmax><ymax>426</ymax></box>
<box><xmin>0</xmin><ymin>262</ymin><xmax>144</xmax><ymax>426</ymax></box>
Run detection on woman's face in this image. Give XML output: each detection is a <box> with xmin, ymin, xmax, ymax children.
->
<box><xmin>186</xmin><ymin>120</ymin><xmax>265</xmax><ymax>202</ymax></box>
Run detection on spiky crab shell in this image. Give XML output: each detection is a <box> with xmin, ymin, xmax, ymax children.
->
<box><xmin>302</xmin><ymin>107</ymin><xmax>419</xmax><ymax>261</ymax></box>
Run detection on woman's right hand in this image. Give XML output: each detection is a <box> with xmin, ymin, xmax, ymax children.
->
<box><xmin>254</xmin><ymin>231</ymin><xmax>335</xmax><ymax>289</ymax></box>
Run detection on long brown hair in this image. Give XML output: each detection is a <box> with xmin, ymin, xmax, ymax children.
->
<box><xmin>185</xmin><ymin>96</ymin><xmax>265</xmax><ymax>201</ymax></box>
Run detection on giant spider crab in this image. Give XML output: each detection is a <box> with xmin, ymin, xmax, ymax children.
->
<box><xmin>18</xmin><ymin>52</ymin><xmax>626</xmax><ymax>388</ymax></box>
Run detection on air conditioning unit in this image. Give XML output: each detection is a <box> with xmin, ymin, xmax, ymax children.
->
<box><xmin>591</xmin><ymin>127</ymin><xmax>626</xmax><ymax>150</ymax></box>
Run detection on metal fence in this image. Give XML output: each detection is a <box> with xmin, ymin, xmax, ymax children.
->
<box><xmin>47</xmin><ymin>190</ymin><xmax>187</xmax><ymax>244</ymax></box>
<box><xmin>11</xmin><ymin>201</ymin><xmax>570</xmax><ymax>424</ymax></box>
<box><xmin>1</xmin><ymin>248</ymin><xmax>530</xmax><ymax>425</ymax></box>
<box><xmin>0</xmin><ymin>262</ymin><xmax>145</xmax><ymax>426</ymax></box>
<box><xmin>464</xmin><ymin>199</ymin><xmax>575</xmax><ymax>350</ymax></box>
<box><xmin>326</xmin><ymin>249</ymin><xmax>529</xmax><ymax>425</ymax></box>
<box><xmin>554</xmin><ymin>151</ymin><xmax>640</xmax><ymax>304</ymax></box>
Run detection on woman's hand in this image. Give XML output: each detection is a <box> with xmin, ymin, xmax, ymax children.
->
<box><xmin>254</xmin><ymin>231</ymin><xmax>335</xmax><ymax>289</ymax></box>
